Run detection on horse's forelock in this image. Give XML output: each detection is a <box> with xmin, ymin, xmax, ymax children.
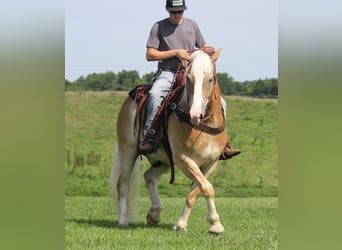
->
<box><xmin>190</xmin><ymin>51</ymin><xmax>213</xmax><ymax>75</ymax></box>
<box><xmin>187</xmin><ymin>51</ymin><xmax>214</xmax><ymax>125</ymax></box>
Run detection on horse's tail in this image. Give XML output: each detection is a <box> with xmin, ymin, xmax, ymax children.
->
<box><xmin>109</xmin><ymin>146</ymin><xmax>120</xmax><ymax>212</ymax></box>
<box><xmin>109</xmin><ymin>143</ymin><xmax>140</xmax><ymax>223</ymax></box>
<box><xmin>127</xmin><ymin>158</ymin><xmax>140</xmax><ymax>223</ymax></box>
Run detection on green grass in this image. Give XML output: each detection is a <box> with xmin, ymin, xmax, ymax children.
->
<box><xmin>65</xmin><ymin>91</ymin><xmax>278</xmax><ymax>197</ymax></box>
<box><xmin>65</xmin><ymin>92</ymin><xmax>278</xmax><ymax>248</ymax></box>
<box><xmin>65</xmin><ymin>196</ymin><xmax>278</xmax><ymax>249</ymax></box>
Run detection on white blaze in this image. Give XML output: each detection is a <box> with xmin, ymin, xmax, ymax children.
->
<box><xmin>189</xmin><ymin>77</ymin><xmax>203</xmax><ymax>125</ymax></box>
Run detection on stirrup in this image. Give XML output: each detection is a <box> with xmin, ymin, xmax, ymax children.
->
<box><xmin>140</xmin><ymin>134</ymin><xmax>157</xmax><ymax>155</ymax></box>
<box><xmin>140</xmin><ymin>141</ymin><xmax>154</xmax><ymax>155</ymax></box>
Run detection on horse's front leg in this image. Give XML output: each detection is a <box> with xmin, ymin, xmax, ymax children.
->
<box><xmin>173</xmin><ymin>183</ymin><xmax>201</xmax><ymax>232</ymax></box>
<box><xmin>144</xmin><ymin>163</ymin><xmax>169</xmax><ymax>225</ymax></box>
<box><xmin>174</xmin><ymin>160</ymin><xmax>221</xmax><ymax>232</ymax></box>
<box><xmin>175</xmin><ymin>157</ymin><xmax>224</xmax><ymax>234</ymax></box>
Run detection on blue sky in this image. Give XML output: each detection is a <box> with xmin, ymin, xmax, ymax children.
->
<box><xmin>65</xmin><ymin>0</ymin><xmax>278</xmax><ymax>82</ymax></box>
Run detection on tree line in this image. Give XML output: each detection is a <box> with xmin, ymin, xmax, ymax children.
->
<box><xmin>65</xmin><ymin>70</ymin><xmax>278</xmax><ymax>97</ymax></box>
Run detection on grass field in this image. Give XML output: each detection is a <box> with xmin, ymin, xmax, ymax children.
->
<box><xmin>65</xmin><ymin>196</ymin><xmax>278</xmax><ymax>249</ymax></box>
<box><xmin>65</xmin><ymin>91</ymin><xmax>278</xmax><ymax>249</ymax></box>
<box><xmin>65</xmin><ymin>91</ymin><xmax>278</xmax><ymax>197</ymax></box>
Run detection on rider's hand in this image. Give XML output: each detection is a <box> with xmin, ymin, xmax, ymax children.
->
<box><xmin>201</xmin><ymin>46</ymin><xmax>216</xmax><ymax>55</ymax></box>
<box><xmin>176</xmin><ymin>49</ymin><xmax>190</xmax><ymax>60</ymax></box>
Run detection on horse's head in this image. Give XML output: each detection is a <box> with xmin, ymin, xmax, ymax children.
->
<box><xmin>183</xmin><ymin>49</ymin><xmax>222</xmax><ymax>126</ymax></box>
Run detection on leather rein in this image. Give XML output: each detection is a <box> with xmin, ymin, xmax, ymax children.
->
<box><xmin>174</xmin><ymin>108</ymin><xmax>226</xmax><ymax>135</ymax></box>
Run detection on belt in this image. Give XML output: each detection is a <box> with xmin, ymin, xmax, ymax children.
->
<box><xmin>159</xmin><ymin>66</ymin><xmax>185</xmax><ymax>73</ymax></box>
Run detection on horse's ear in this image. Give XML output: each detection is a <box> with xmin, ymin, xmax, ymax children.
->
<box><xmin>211</xmin><ymin>48</ymin><xmax>222</xmax><ymax>63</ymax></box>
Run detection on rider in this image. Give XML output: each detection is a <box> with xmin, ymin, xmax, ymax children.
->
<box><xmin>140</xmin><ymin>0</ymin><xmax>241</xmax><ymax>160</ymax></box>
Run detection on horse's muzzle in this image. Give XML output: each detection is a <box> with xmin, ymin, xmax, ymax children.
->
<box><xmin>189</xmin><ymin>104</ymin><xmax>203</xmax><ymax>126</ymax></box>
<box><xmin>189</xmin><ymin>113</ymin><xmax>204</xmax><ymax>126</ymax></box>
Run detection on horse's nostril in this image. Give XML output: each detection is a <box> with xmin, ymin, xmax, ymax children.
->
<box><xmin>190</xmin><ymin>116</ymin><xmax>200</xmax><ymax>126</ymax></box>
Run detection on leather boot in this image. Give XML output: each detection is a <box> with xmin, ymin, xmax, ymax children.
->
<box><xmin>219</xmin><ymin>142</ymin><xmax>241</xmax><ymax>160</ymax></box>
<box><xmin>140</xmin><ymin>129</ymin><xmax>158</xmax><ymax>155</ymax></box>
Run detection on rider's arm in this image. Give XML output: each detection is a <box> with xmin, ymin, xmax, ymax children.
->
<box><xmin>146</xmin><ymin>47</ymin><xmax>189</xmax><ymax>61</ymax></box>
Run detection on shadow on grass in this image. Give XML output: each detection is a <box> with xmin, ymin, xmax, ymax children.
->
<box><xmin>66</xmin><ymin>218</ymin><xmax>174</xmax><ymax>231</ymax></box>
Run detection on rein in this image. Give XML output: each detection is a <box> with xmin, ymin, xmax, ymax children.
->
<box><xmin>187</xmin><ymin>46</ymin><xmax>216</xmax><ymax>56</ymax></box>
<box><xmin>174</xmin><ymin>108</ymin><xmax>226</xmax><ymax>134</ymax></box>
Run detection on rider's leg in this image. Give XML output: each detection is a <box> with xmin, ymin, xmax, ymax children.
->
<box><xmin>140</xmin><ymin>71</ymin><xmax>175</xmax><ymax>155</ymax></box>
<box><xmin>220</xmin><ymin>97</ymin><xmax>241</xmax><ymax>160</ymax></box>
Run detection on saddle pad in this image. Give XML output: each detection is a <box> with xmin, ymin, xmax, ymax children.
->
<box><xmin>128</xmin><ymin>84</ymin><xmax>152</xmax><ymax>106</ymax></box>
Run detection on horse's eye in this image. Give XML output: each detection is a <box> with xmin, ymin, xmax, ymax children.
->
<box><xmin>208</xmin><ymin>78</ymin><xmax>214</xmax><ymax>84</ymax></box>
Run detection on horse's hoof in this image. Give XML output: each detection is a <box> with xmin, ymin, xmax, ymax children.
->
<box><xmin>146</xmin><ymin>213</ymin><xmax>160</xmax><ymax>225</ymax></box>
<box><xmin>146</xmin><ymin>207</ymin><xmax>161</xmax><ymax>225</ymax></box>
<box><xmin>173</xmin><ymin>224</ymin><xmax>188</xmax><ymax>232</ymax></box>
<box><xmin>208</xmin><ymin>223</ymin><xmax>224</xmax><ymax>234</ymax></box>
<box><xmin>118</xmin><ymin>217</ymin><xmax>129</xmax><ymax>226</ymax></box>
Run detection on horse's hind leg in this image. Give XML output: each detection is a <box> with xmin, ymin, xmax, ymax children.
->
<box><xmin>144</xmin><ymin>163</ymin><xmax>169</xmax><ymax>225</ymax></box>
<box><xmin>113</xmin><ymin>98</ymin><xmax>141</xmax><ymax>226</ymax></box>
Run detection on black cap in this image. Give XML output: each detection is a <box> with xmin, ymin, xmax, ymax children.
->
<box><xmin>166</xmin><ymin>0</ymin><xmax>187</xmax><ymax>12</ymax></box>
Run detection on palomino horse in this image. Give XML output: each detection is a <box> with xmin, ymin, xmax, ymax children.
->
<box><xmin>110</xmin><ymin>49</ymin><xmax>227</xmax><ymax>234</ymax></box>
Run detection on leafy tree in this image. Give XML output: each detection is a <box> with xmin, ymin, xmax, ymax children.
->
<box><xmin>117</xmin><ymin>70</ymin><xmax>144</xmax><ymax>90</ymax></box>
<box><xmin>65</xmin><ymin>70</ymin><xmax>278</xmax><ymax>98</ymax></box>
<box><xmin>65</xmin><ymin>79</ymin><xmax>72</xmax><ymax>91</ymax></box>
<box><xmin>85</xmin><ymin>73</ymin><xmax>112</xmax><ymax>91</ymax></box>
<box><xmin>270</xmin><ymin>78</ymin><xmax>278</xmax><ymax>96</ymax></box>
<box><xmin>142</xmin><ymin>72</ymin><xmax>156</xmax><ymax>84</ymax></box>
<box><xmin>216</xmin><ymin>72</ymin><xmax>235</xmax><ymax>95</ymax></box>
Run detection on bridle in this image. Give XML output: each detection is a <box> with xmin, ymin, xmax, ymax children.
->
<box><xmin>172</xmin><ymin>50</ymin><xmax>226</xmax><ymax>135</ymax></box>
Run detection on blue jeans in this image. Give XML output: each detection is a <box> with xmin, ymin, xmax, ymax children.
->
<box><xmin>144</xmin><ymin>70</ymin><xmax>227</xmax><ymax>135</ymax></box>
<box><xmin>144</xmin><ymin>71</ymin><xmax>175</xmax><ymax>134</ymax></box>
